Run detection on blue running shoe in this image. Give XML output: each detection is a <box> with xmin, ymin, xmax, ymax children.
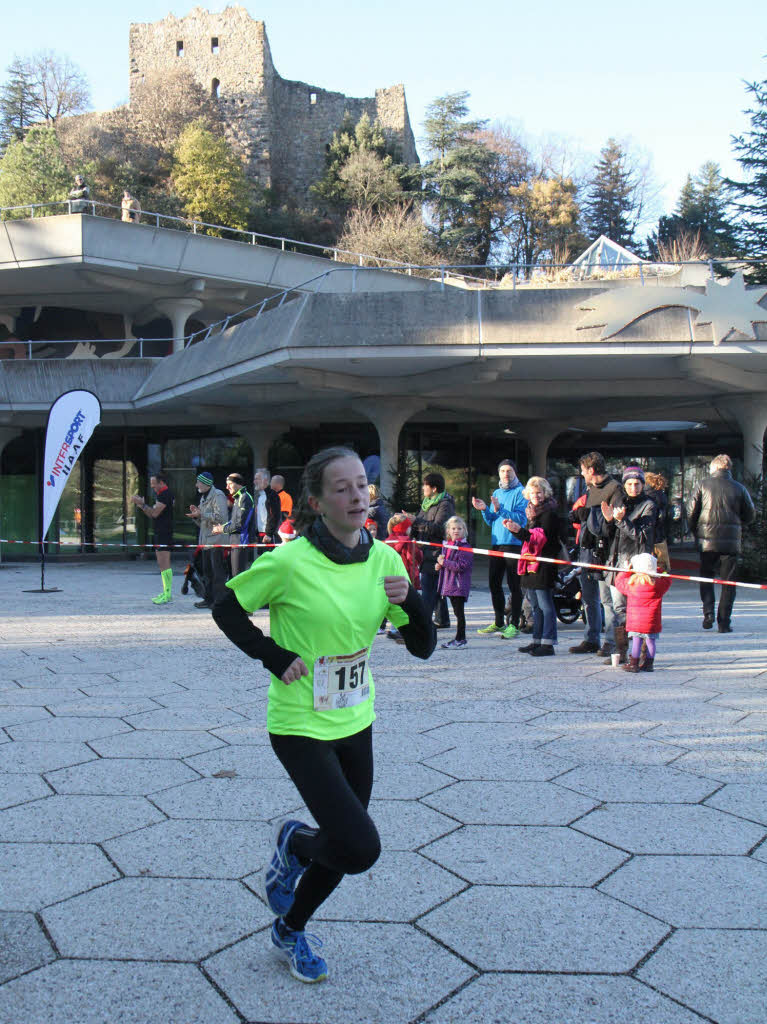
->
<box><xmin>263</xmin><ymin>817</ymin><xmax>308</xmax><ymax>916</ymax></box>
<box><xmin>269</xmin><ymin>918</ymin><xmax>328</xmax><ymax>983</ymax></box>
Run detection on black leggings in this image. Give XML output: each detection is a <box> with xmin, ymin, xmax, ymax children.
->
<box><xmin>269</xmin><ymin>725</ymin><xmax>380</xmax><ymax>931</ymax></box>
<box><xmin>489</xmin><ymin>545</ymin><xmax>521</xmax><ymax>627</ymax></box>
<box><xmin>449</xmin><ymin>596</ymin><xmax>466</xmax><ymax>641</ymax></box>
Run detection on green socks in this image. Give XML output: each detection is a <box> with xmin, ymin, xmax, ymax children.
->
<box><xmin>152</xmin><ymin>568</ymin><xmax>173</xmax><ymax>604</ymax></box>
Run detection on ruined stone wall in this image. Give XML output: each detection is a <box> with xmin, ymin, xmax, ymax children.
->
<box><xmin>128</xmin><ymin>6</ymin><xmax>418</xmax><ymax>206</ymax></box>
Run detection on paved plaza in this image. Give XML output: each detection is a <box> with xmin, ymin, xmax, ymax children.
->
<box><xmin>1</xmin><ymin>558</ymin><xmax>766</xmax><ymax>1023</ymax></box>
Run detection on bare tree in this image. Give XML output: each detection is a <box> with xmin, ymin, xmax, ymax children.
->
<box><xmin>24</xmin><ymin>51</ymin><xmax>90</xmax><ymax>124</ymax></box>
<box><xmin>130</xmin><ymin>68</ymin><xmax>221</xmax><ymax>156</ymax></box>
<box><xmin>336</xmin><ymin>204</ymin><xmax>436</xmax><ymax>269</ymax></box>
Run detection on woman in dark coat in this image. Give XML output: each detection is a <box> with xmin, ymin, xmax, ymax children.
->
<box><xmin>504</xmin><ymin>476</ymin><xmax>562</xmax><ymax>656</ymax></box>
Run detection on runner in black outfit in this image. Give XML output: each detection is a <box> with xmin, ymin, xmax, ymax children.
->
<box><xmin>211</xmin><ymin>447</ymin><xmax>435</xmax><ymax>982</ymax></box>
<box><xmin>131</xmin><ymin>472</ymin><xmax>174</xmax><ymax>604</ymax></box>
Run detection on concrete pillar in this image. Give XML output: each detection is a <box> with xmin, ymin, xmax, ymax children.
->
<box><xmin>723</xmin><ymin>397</ymin><xmax>767</xmax><ymax>481</ymax></box>
<box><xmin>154</xmin><ymin>298</ymin><xmax>204</xmax><ymax>354</ymax></box>
<box><xmin>233</xmin><ymin>422</ymin><xmax>289</xmax><ymax>474</ymax></box>
<box><xmin>524</xmin><ymin>426</ymin><xmax>563</xmax><ymax>477</ymax></box>
<box><xmin>356</xmin><ymin>399</ymin><xmax>422</xmax><ymax>501</ymax></box>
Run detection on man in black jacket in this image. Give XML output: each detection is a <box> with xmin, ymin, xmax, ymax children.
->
<box><xmin>410</xmin><ymin>473</ymin><xmax>455</xmax><ymax>625</ymax></box>
<box><xmin>687</xmin><ymin>454</ymin><xmax>755</xmax><ymax>632</ymax></box>
<box><xmin>569</xmin><ymin>452</ymin><xmax>622</xmax><ymax>655</ymax></box>
<box><xmin>254</xmin><ymin>468</ymin><xmax>282</xmax><ymax>556</ymax></box>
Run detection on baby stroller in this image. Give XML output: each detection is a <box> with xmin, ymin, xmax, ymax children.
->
<box><xmin>554</xmin><ymin>548</ymin><xmax>584</xmax><ymax>624</ymax></box>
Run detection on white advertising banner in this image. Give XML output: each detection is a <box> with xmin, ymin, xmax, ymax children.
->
<box><xmin>42</xmin><ymin>390</ymin><xmax>101</xmax><ymax>540</ymax></box>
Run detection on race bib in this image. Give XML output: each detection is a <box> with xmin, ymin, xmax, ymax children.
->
<box><xmin>313</xmin><ymin>648</ymin><xmax>370</xmax><ymax>711</ymax></box>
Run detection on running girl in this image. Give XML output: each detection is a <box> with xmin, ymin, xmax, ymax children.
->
<box><xmin>436</xmin><ymin>515</ymin><xmax>474</xmax><ymax>650</ymax></box>
<box><xmin>614</xmin><ymin>552</ymin><xmax>671</xmax><ymax>672</ymax></box>
<box><xmin>211</xmin><ymin>447</ymin><xmax>435</xmax><ymax>983</ymax></box>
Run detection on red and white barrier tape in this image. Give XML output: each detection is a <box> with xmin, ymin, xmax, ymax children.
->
<box><xmin>402</xmin><ymin>539</ymin><xmax>767</xmax><ymax>593</ymax></box>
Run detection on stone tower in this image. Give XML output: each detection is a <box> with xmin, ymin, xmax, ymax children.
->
<box><xmin>128</xmin><ymin>6</ymin><xmax>418</xmax><ymax>205</ymax></box>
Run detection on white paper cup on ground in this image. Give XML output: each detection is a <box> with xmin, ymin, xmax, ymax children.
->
<box><xmin>610</xmin><ymin>653</ymin><xmax>621</xmax><ymax>668</ymax></box>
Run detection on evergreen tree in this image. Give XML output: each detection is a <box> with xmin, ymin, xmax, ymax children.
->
<box><xmin>647</xmin><ymin>162</ymin><xmax>738</xmax><ymax>261</ymax></box>
<box><xmin>312</xmin><ymin>112</ymin><xmax>413</xmax><ymax>214</ymax></box>
<box><xmin>728</xmin><ymin>73</ymin><xmax>767</xmax><ymax>257</ymax></box>
<box><xmin>0</xmin><ymin>58</ymin><xmax>37</xmax><ymax>153</ymax></box>
<box><xmin>0</xmin><ymin>125</ymin><xmax>71</xmax><ymax>213</ymax></box>
<box><xmin>583</xmin><ymin>138</ymin><xmax>641</xmax><ymax>248</ymax></box>
<box><xmin>171</xmin><ymin>121</ymin><xmax>252</xmax><ymax>232</ymax></box>
<box><xmin>421</xmin><ymin>91</ymin><xmax>499</xmax><ymax>262</ymax></box>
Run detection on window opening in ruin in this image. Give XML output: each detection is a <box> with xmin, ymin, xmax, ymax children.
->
<box><xmin>211</xmin><ymin>78</ymin><xmax>220</xmax><ymax>100</ymax></box>
<box><xmin>176</xmin><ymin>41</ymin><xmax>184</xmax><ymax>57</ymax></box>
<box><xmin>211</xmin><ymin>37</ymin><xmax>219</xmax><ymax>54</ymax></box>
<box><xmin>309</xmin><ymin>92</ymin><xmax>317</xmax><ymax>105</ymax></box>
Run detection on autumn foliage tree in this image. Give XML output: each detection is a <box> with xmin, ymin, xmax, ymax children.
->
<box><xmin>171</xmin><ymin>121</ymin><xmax>252</xmax><ymax>231</ymax></box>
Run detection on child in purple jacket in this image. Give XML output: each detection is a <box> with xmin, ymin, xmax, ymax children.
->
<box><xmin>437</xmin><ymin>515</ymin><xmax>474</xmax><ymax>650</ymax></box>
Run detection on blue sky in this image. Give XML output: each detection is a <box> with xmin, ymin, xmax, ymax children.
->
<box><xmin>3</xmin><ymin>0</ymin><xmax>766</xmax><ymax>221</ymax></box>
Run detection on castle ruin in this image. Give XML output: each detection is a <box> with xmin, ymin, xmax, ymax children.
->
<box><xmin>129</xmin><ymin>6</ymin><xmax>418</xmax><ymax>206</ymax></box>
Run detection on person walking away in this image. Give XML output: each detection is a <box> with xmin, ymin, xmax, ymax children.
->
<box><xmin>186</xmin><ymin>471</ymin><xmax>228</xmax><ymax>608</ymax></box>
<box><xmin>272</xmin><ymin>475</ymin><xmax>294</xmax><ymax>524</ymax></box>
<box><xmin>367</xmin><ymin>484</ymin><xmax>390</xmax><ymax>539</ymax></box>
<box><xmin>599</xmin><ymin>466</ymin><xmax>656</xmax><ymax>664</ymax></box>
<box><xmin>687</xmin><ymin>454</ymin><xmax>755</xmax><ymax>632</ymax></box>
<box><xmin>504</xmin><ymin>476</ymin><xmax>562</xmax><ymax>656</ymax></box>
<box><xmin>211</xmin><ymin>447</ymin><xmax>435</xmax><ymax>983</ymax></box>
<box><xmin>410</xmin><ymin>473</ymin><xmax>455</xmax><ymax>625</ymax></box>
<box><xmin>121</xmin><ymin>190</ymin><xmax>141</xmax><ymax>222</ymax></box>
<box><xmin>568</xmin><ymin>452</ymin><xmax>622</xmax><ymax>655</ymax></box>
<box><xmin>436</xmin><ymin>516</ymin><xmax>474</xmax><ymax>650</ymax></box>
<box><xmin>212</xmin><ymin>473</ymin><xmax>254</xmax><ymax>577</ymax></box>
<box><xmin>472</xmin><ymin>459</ymin><xmax>527</xmax><ymax>638</ymax></box>
<box><xmin>615</xmin><ymin>552</ymin><xmax>671</xmax><ymax>672</ymax></box>
<box><xmin>131</xmin><ymin>472</ymin><xmax>174</xmax><ymax>603</ymax></box>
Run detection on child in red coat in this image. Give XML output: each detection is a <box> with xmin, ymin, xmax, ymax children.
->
<box><xmin>383</xmin><ymin>514</ymin><xmax>423</xmax><ymax>641</ymax></box>
<box><xmin>615</xmin><ymin>552</ymin><xmax>671</xmax><ymax>672</ymax></box>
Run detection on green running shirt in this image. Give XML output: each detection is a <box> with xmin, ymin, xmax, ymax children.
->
<box><xmin>227</xmin><ymin>537</ymin><xmax>410</xmax><ymax>740</ymax></box>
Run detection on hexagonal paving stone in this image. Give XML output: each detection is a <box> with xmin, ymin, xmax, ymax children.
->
<box><xmin>0</xmin><ymin>842</ymin><xmax>120</xmax><ymax>911</ymax></box>
<box><xmin>423</xmin><ymin>825</ymin><xmax>627</xmax><ymax>885</ymax></box>
<box><xmin>77</xmin><ymin>679</ymin><xmax>188</xmax><ymax>698</ymax></box>
<box><xmin>368</xmin><ymin>799</ymin><xmax>459</xmax><ymax>850</ymax></box>
<box><xmin>0</xmin><ymin>688</ymin><xmax>85</xmax><ymax>706</ymax></box>
<box><xmin>423</xmin><ymin>721</ymin><xmax>552</xmax><ymax>749</ymax></box>
<box><xmin>184</xmin><ymin>744</ymin><xmax>297</xmax><ymax>779</ymax></box>
<box><xmin>573</xmin><ymin>803</ymin><xmax>766</xmax><ymax>854</ymax></box>
<box><xmin>0</xmin><ymin>959</ymin><xmax>240</xmax><ymax>1024</ymax></box>
<box><xmin>422</xmin><ymin>973</ymin><xmax>705</xmax><ymax>1024</ymax></box>
<box><xmin>209</xmin><ymin>722</ymin><xmax>272</xmax><ymax>745</ymax></box>
<box><xmin>123</xmin><ymin>707</ymin><xmax>247</xmax><ymax>731</ymax></box>
<box><xmin>104</xmin><ymin>818</ymin><xmax>271</xmax><ymax>878</ymax></box>
<box><xmin>637</xmin><ymin>928</ymin><xmax>767</xmax><ymax>1024</ymax></box>
<box><xmin>413</xmin><ymin>698</ymin><xmax>541</xmax><ymax>723</ymax></box>
<box><xmin>204</xmin><ymin>920</ymin><xmax>475</xmax><ymax>1023</ymax></box>
<box><xmin>0</xmin><ymin>741</ymin><xmax>97</xmax><ymax>774</ymax></box>
<box><xmin>0</xmin><ymin>774</ymin><xmax>51</xmax><ymax>811</ymax></box>
<box><xmin>368</xmin><ymin>707</ymin><xmax>448</xmax><ymax>733</ymax></box>
<box><xmin>7</xmin><ymin>716</ymin><xmax>132</xmax><ymax>742</ymax></box>
<box><xmin>46</xmin><ymin>697</ymin><xmax>160</xmax><ymax>718</ymax></box>
<box><xmin>0</xmin><ymin>912</ymin><xmax>55</xmax><ymax>985</ymax></box>
<box><xmin>44</xmin><ymin>757</ymin><xmax>200</xmax><ymax>796</ymax></box>
<box><xmin>43</xmin><ymin>877</ymin><xmax>258</xmax><ymax>960</ymax></box>
<box><xmin>423</xmin><ymin>747</ymin><xmax>576</xmax><ymax>781</ymax></box>
<box><xmin>539</xmin><ymin>734</ymin><xmax>685</xmax><ymax>766</ymax></box>
<box><xmin>89</xmin><ymin>729</ymin><xmax>226</xmax><ymax>759</ymax></box>
<box><xmin>419</xmin><ymin>886</ymin><xmax>669</xmax><ymax>971</ymax></box>
<box><xmin>556</xmin><ymin>765</ymin><xmax>719</xmax><ymax>803</ymax></box>
<box><xmin>371</xmin><ymin>759</ymin><xmax>451</xmax><ymax>800</ymax></box>
<box><xmin>534</xmin><ymin>710</ymin><xmax>658</xmax><ymax>736</ymax></box>
<box><xmin>289</xmin><ymin>851</ymin><xmax>467</xmax><ymax>922</ymax></box>
<box><xmin>599</xmin><ymin>855</ymin><xmax>767</xmax><ymax>927</ymax></box>
<box><xmin>151</xmin><ymin>777</ymin><xmax>301</xmax><ymax>821</ymax></box>
<box><xmin>673</xmin><ymin>748</ymin><xmax>767</xmax><ymax>783</ymax></box>
<box><xmin>0</xmin><ymin>707</ymin><xmax>52</xmax><ymax>729</ymax></box>
<box><xmin>706</xmin><ymin>783</ymin><xmax>767</xmax><ymax>827</ymax></box>
<box><xmin>422</xmin><ymin>780</ymin><xmax>599</xmax><ymax>824</ymax></box>
<box><xmin>0</xmin><ymin>794</ymin><xmax>165</xmax><ymax>842</ymax></box>
<box><xmin>368</xmin><ymin>730</ymin><xmax>455</xmax><ymax>764</ymax></box>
